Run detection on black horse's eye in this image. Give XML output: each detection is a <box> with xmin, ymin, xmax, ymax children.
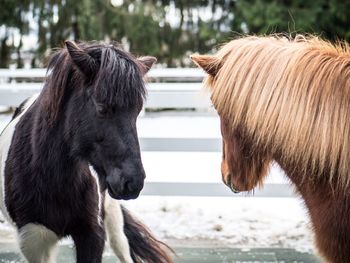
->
<box><xmin>96</xmin><ymin>136</ymin><xmax>104</xmax><ymax>143</ymax></box>
<box><xmin>96</xmin><ymin>104</ymin><xmax>108</xmax><ymax>116</ymax></box>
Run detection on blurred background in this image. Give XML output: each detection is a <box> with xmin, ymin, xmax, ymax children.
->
<box><xmin>1</xmin><ymin>1</ymin><xmax>349</xmax><ymax>262</ymax></box>
<box><xmin>0</xmin><ymin>0</ymin><xmax>350</xmax><ymax>69</ymax></box>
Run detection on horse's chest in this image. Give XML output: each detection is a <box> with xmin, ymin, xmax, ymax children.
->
<box><xmin>40</xmin><ymin>188</ymin><xmax>100</xmax><ymax>235</ymax></box>
<box><xmin>7</xmin><ymin>171</ymin><xmax>100</xmax><ymax>234</ymax></box>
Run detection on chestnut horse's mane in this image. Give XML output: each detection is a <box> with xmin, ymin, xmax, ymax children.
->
<box><xmin>207</xmin><ymin>35</ymin><xmax>350</xmax><ymax>187</ymax></box>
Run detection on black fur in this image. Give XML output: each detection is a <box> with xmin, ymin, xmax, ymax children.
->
<box><xmin>3</xmin><ymin>41</ymin><xmax>167</xmax><ymax>263</ymax></box>
<box><xmin>11</xmin><ymin>98</ymin><xmax>28</xmax><ymax>120</ymax></box>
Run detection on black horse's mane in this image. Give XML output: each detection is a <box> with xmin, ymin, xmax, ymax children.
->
<box><xmin>43</xmin><ymin>41</ymin><xmax>146</xmax><ymax>122</ymax></box>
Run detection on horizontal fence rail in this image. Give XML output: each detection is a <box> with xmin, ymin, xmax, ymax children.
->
<box><xmin>142</xmin><ymin>182</ymin><xmax>293</xmax><ymax>197</ymax></box>
<box><xmin>0</xmin><ymin>68</ymin><xmax>205</xmax><ymax>81</ymax></box>
<box><xmin>0</xmin><ymin>68</ymin><xmax>294</xmax><ymax>197</ymax></box>
<box><xmin>0</xmin><ymin>68</ymin><xmax>209</xmax><ymax>107</ymax></box>
<box><xmin>140</xmin><ymin>137</ymin><xmax>221</xmax><ymax>152</ymax></box>
<box><xmin>0</xmin><ymin>82</ymin><xmax>209</xmax><ymax>109</ymax></box>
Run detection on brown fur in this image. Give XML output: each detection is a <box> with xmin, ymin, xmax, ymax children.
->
<box><xmin>220</xmin><ymin>117</ymin><xmax>271</xmax><ymax>192</ymax></box>
<box><xmin>193</xmin><ymin>35</ymin><xmax>350</xmax><ymax>188</ymax></box>
<box><xmin>192</xmin><ymin>35</ymin><xmax>350</xmax><ymax>263</ymax></box>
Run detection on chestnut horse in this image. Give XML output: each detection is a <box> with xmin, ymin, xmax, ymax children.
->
<box><xmin>191</xmin><ymin>35</ymin><xmax>350</xmax><ymax>263</ymax></box>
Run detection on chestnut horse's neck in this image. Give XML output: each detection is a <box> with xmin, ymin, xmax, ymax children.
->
<box><xmin>275</xmin><ymin>156</ymin><xmax>350</xmax><ymax>263</ymax></box>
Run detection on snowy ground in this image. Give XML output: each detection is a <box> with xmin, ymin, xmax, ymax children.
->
<box><xmin>0</xmin><ymin>196</ymin><xmax>314</xmax><ymax>252</ymax></box>
<box><xmin>0</xmin><ymin>112</ymin><xmax>316</xmax><ymax>254</ymax></box>
<box><xmin>123</xmin><ymin>196</ymin><xmax>314</xmax><ymax>251</ymax></box>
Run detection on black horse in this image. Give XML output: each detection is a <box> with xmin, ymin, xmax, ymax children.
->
<box><xmin>0</xmin><ymin>41</ymin><xmax>172</xmax><ymax>263</ymax></box>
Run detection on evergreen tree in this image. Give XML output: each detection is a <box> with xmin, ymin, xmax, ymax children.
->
<box><xmin>0</xmin><ymin>0</ymin><xmax>349</xmax><ymax>67</ymax></box>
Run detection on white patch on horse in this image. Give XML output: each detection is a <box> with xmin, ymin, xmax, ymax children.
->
<box><xmin>88</xmin><ymin>165</ymin><xmax>103</xmax><ymax>226</ymax></box>
<box><xmin>18</xmin><ymin>223</ymin><xmax>59</xmax><ymax>263</ymax></box>
<box><xmin>104</xmin><ymin>194</ymin><xmax>133</xmax><ymax>263</ymax></box>
<box><xmin>0</xmin><ymin>94</ymin><xmax>39</xmax><ymax>225</ymax></box>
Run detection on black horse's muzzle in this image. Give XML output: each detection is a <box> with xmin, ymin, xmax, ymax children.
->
<box><xmin>106</xmin><ymin>168</ymin><xmax>145</xmax><ymax>200</ymax></box>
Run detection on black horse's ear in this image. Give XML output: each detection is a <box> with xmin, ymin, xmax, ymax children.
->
<box><xmin>191</xmin><ymin>54</ymin><xmax>221</xmax><ymax>77</ymax></box>
<box><xmin>137</xmin><ymin>56</ymin><xmax>157</xmax><ymax>75</ymax></box>
<box><xmin>65</xmin><ymin>40</ymin><xmax>98</xmax><ymax>77</ymax></box>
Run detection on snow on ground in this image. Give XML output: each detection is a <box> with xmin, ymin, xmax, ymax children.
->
<box><xmin>0</xmin><ymin>196</ymin><xmax>314</xmax><ymax>252</ymax></box>
<box><xmin>0</xmin><ymin>113</ymin><xmax>315</xmax><ymax>252</ymax></box>
<box><xmin>122</xmin><ymin>196</ymin><xmax>314</xmax><ymax>252</ymax></box>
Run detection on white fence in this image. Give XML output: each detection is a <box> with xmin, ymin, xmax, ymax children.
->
<box><xmin>0</xmin><ymin>68</ymin><xmax>292</xmax><ymax>197</ymax></box>
<box><xmin>0</xmin><ymin>68</ymin><xmax>208</xmax><ymax>108</ymax></box>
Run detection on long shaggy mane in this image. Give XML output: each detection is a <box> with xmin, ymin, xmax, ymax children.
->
<box><xmin>208</xmin><ymin>35</ymin><xmax>350</xmax><ymax>187</ymax></box>
<box><xmin>43</xmin><ymin>41</ymin><xmax>146</xmax><ymax>123</ymax></box>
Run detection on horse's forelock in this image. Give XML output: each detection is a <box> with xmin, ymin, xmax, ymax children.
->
<box><xmin>211</xmin><ymin>35</ymin><xmax>350</xmax><ymax>188</ymax></box>
<box><xmin>93</xmin><ymin>46</ymin><xmax>145</xmax><ymax>109</ymax></box>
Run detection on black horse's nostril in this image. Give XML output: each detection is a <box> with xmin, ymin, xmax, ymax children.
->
<box><xmin>124</xmin><ymin>176</ymin><xmax>143</xmax><ymax>194</ymax></box>
<box><xmin>106</xmin><ymin>173</ymin><xmax>123</xmax><ymax>196</ymax></box>
<box><xmin>125</xmin><ymin>180</ymin><xmax>133</xmax><ymax>193</ymax></box>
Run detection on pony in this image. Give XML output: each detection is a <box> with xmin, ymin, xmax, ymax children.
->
<box><xmin>191</xmin><ymin>35</ymin><xmax>350</xmax><ymax>263</ymax></box>
<box><xmin>0</xmin><ymin>41</ymin><xmax>173</xmax><ymax>263</ymax></box>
